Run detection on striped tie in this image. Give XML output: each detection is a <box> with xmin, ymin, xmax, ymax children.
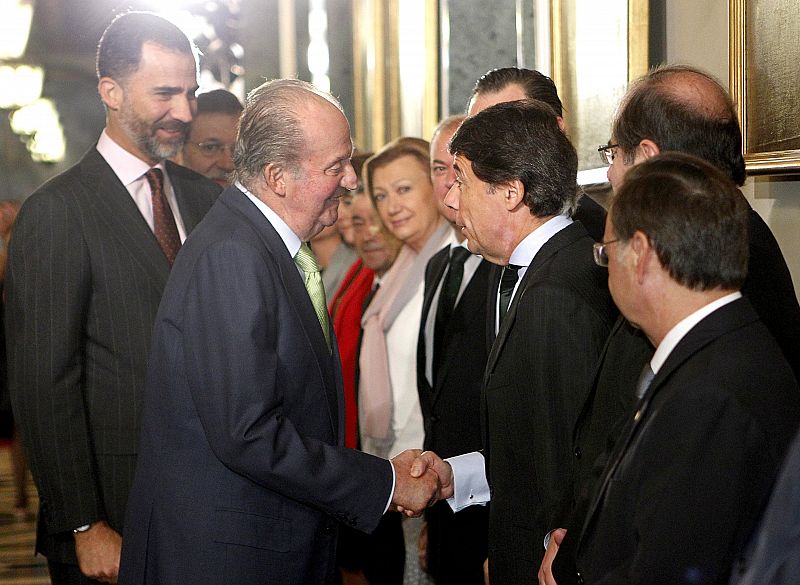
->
<box><xmin>294</xmin><ymin>243</ymin><xmax>331</xmax><ymax>350</ymax></box>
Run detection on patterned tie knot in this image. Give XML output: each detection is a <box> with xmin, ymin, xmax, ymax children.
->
<box><xmin>294</xmin><ymin>243</ymin><xmax>321</xmax><ymax>273</ymax></box>
<box><xmin>145</xmin><ymin>168</ymin><xmax>164</xmax><ymax>193</ymax></box>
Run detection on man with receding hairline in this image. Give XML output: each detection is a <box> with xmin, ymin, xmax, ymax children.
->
<box><xmin>119</xmin><ymin>79</ymin><xmax>440</xmax><ymax>585</ymax></box>
<box><xmin>540</xmin><ymin>64</ymin><xmax>800</xmax><ymax>585</ymax></box>
<box><xmin>416</xmin><ymin>114</ymin><xmax>491</xmax><ymax>583</ymax></box>
<box><xmin>544</xmin><ymin>153</ymin><xmax>799</xmax><ymax>584</ymax></box>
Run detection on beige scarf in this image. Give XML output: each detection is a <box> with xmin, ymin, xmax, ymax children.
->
<box><xmin>358</xmin><ymin>220</ymin><xmax>452</xmax><ymax>456</ymax></box>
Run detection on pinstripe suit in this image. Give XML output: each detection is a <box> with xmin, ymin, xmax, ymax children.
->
<box><xmin>4</xmin><ymin>147</ymin><xmax>219</xmax><ymax>567</ymax></box>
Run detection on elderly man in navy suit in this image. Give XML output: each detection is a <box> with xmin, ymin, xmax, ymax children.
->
<box><xmin>119</xmin><ymin>79</ymin><xmax>440</xmax><ymax>585</ymax></box>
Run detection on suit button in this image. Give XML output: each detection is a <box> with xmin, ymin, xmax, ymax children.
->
<box><xmin>576</xmin><ymin>572</ymin><xmax>584</xmax><ymax>585</ymax></box>
<box><xmin>430</xmin><ymin>415</ymin><xmax>440</xmax><ymax>423</ymax></box>
<box><xmin>574</xmin><ymin>447</ymin><xmax>582</xmax><ymax>459</ymax></box>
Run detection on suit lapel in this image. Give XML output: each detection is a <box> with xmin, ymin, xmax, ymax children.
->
<box><xmin>576</xmin><ymin>297</ymin><xmax>757</xmax><ymax>546</ymax></box>
<box><xmin>80</xmin><ymin>149</ymin><xmax>171</xmax><ymax>291</ymax></box>
<box><xmin>222</xmin><ymin>188</ymin><xmax>339</xmax><ymax>437</ymax></box>
<box><xmin>484</xmin><ymin>223</ymin><xmax>586</xmax><ymax>380</ymax></box>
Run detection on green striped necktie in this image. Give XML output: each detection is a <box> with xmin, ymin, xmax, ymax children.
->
<box><xmin>294</xmin><ymin>242</ymin><xmax>331</xmax><ymax>351</ymax></box>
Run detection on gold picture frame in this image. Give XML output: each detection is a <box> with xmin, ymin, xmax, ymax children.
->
<box><xmin>730</xmin><ymin>0</ymin><xmax>800</xmax><ymax>175</ymax></box>
<box><xmin>550</xmin><ymin>0</ymin><xmax>649</xmax><ymax>172</ymax></box>
<box><xmin>352</xmin><ymin>0</ymin><xmax>439</xmax><ymax>151</ymax></box>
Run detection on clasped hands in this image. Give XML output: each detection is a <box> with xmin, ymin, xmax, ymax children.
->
<box><xmin>389</xmin><ymin>449</ymin><xmax>453</xmax><ymax>517</ymax></box>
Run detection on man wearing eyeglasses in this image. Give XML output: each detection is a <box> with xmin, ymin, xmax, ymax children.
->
<box><xmin>547</xmin><ymin>153</ymin><xmax>799</xmax><ymax>584</ymax></box>
<box><xmin>539</xmin><ymin>65</ymin><xmax>800</xmax><ymax>585</ymax></box>
<box><xmin>182</xmin><ymin>89</ymin><xmax>242</xmax><ymax>188</ymax></box>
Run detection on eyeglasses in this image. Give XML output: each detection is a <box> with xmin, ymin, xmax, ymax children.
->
<box><xmin>592</xmin><ymin>239</ymin><xmax>619</xmax><ymax>267</ymax></box>
<box><xmin>597</xmin><ymin>143</ymin><xmax>619</xmax><ymax>166</ymax></box>
<box><xmin>191</xmin><ymin>141</ymin><xmax>235</xmax><ymax>157</ymax></box>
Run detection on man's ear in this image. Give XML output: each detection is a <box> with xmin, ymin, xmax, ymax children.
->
<box><xmin>264</xmin><ymin>163</ymin><xmax>286</xmax><ymax>195</ymax></box>
<box><xmin>630</xmin><ymin>230</ymin><xmax>653</xmax><ymax>284</ymax></box>
<box><xmin>638</xmin><ymin>139</ymin><xmax>661</xmax><ymax>161</ymax></box>
<box><xmin>501</xmin><ymin>179</ymin><xmax>525</xmax><ymax>212</ymax></box>
<box><xmin>98</xmin><ymin>77</ymin><xmax>122</xmax><ymax>111</ymax></box>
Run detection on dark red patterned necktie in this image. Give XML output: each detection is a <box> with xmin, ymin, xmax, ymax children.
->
<box><xmin>145</xmin><ymin>168</ymin><xmax>181</xmax><ymax>266</ymax></box>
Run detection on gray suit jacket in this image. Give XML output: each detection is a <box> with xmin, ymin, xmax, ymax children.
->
<box><xmin>5</xmin><ymin>147</ymin><xmax>220</xmax><ymax>563</ymax></box>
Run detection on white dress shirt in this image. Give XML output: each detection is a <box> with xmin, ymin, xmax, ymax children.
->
<box><xmin>650</xmin><ymin>291</ymin><xmax>743</xmax><ymax>375</ymax></box>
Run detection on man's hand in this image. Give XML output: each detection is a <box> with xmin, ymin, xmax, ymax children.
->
<box><xmin>391</xmin><ymin>449</ymin><xmax>440</xmax><ymax>517</ymax></box>
<box><xmin>538</xmin><ymin>528</ymin><xmax>566</xmax><ymax>585</ymax></box>
<box><xmin>410</xmin><ymin>451</ymin><xmax>454</xmax><ymax>500</ymax></box>
<box><xmin>74</xmin><ymin>520</ymin><xmax>122</xmax><ymax>584</ymax></box>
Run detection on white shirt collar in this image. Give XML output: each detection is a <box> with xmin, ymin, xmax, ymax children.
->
<box><xmin>96</xmin><ymin>129</ymin><xmax>165</xmax><ymax>186</ymax></box>
<box><xmin>650</xmin><ymin>291</ymin><xmax>743</xmax><ymax>375</ymax></box>
<box><xmin>508</xmin><ymin>214</ymin><xmax>572</xmax><ymax>268</ymax></box>
<box><xmin>235</xmin><ymin>181</ymin><xmax>302</xmax><ymax>258</ymax></box>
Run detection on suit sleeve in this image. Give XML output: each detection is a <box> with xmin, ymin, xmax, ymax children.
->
<box><xmin>6</xmin><ymin>191</ymin><xmax>104</xmax><ymax>534</ymax></box>
<box><xmin>181</xmin><ymin>240</ymin><xmax>393</xmax><ymax>532</ymax></box>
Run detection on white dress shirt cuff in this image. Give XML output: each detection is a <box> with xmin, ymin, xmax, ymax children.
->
<box><xmin>446</xmin><ymin>451</ymin><xmax>491</xmax><ymax>511</ymax></box>
<box><xmin>384</xmin><ymin>460</ymin><xmax>396</xmax><ymax>514</ymax></box>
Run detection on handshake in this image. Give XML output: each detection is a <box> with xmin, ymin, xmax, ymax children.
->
<box><xmin>388</xmin><ymin>449</ymin><xmax>453</xmax><ymax>517</ymax></box>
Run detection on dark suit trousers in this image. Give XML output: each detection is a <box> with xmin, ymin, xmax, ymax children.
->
<box><xmin>426</xmin><ymin>501</ymin><xmax>488</xmax><ymax>585</ymax></box>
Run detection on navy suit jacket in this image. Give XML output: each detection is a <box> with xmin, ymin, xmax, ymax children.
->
<box><xmin>119</xmin><ymin>187</ymin><xmax>393</xmax><ymax>585</ymax></box>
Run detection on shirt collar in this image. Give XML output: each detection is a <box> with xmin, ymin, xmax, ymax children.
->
<box><xmin>651</xmin><ymin>291</ymin><xmax>743</xmax><ymax>374</ymax></box>
<box><xmin>96</xmin><ymin>129</ymin><xmax>165</xmax><ymax>186</ymax></box>
<box><xmin>508</xmin><ymin>214</ymin><xmax>572</xmax><ymax>268</ymax></box>
<box><xmin>236</xmin><ymin>181</ymin><xmax>302</xmax><ymax>258</ymax></box>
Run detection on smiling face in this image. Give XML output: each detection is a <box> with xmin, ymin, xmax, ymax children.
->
<box><xmin>182</xmin><ymin>111</ymin><xmax>239</xmax><ymax>187</ymax></box>
<box><xmin>446</xmin><ymin>153</ymin><xmax>514</xmax><ymax>263</ymax></box>
<box><xmin>281</xmin><ymin>99</ymin><xmax>357</xmax><ymax>241</ymax></box>
<box><xmin>371</xmin><ymin>154</ymin><xmax>440</xmax><ymax>252</ymax></box>
<box><xmin>104</xmin><ymin>42</ymin><xmax>199</xmax><ymax>164</ymax></box>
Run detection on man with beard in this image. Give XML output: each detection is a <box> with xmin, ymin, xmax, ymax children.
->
<box><xmin>5</xmin><ymin>11</ymin><xmax>220</xmax><ymax>584</ymax></box>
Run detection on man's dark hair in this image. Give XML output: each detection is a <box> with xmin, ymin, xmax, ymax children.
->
<box><xmin>450</xmin><ymin>99</ymin><xmax>578</xmax><ymax>217</ymax></box>
<box><xmin>96</xmin><ymin>11</ymin><xmax>195</xmax><ymax>81</ymax></box>
<box><xmin>612</xmin><ymin>152</ymin><xmax>749</xmax><ymax>291</ymax></box>
<box><xmin>612</xmin><ymin>65</ymin><xmax>746</xmax><ymax>186</ymax></box>
<box><xmin>470</xmin><ymin>67</ymin><xmax>563</xmax><ymax>117</ymax></box>
<box><xmin>196</xmin><ymin>89</ymin><xmax>243</xmax><ymax>116</ymax></box>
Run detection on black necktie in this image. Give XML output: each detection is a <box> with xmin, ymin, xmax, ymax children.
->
<box><xmin>362</xmin><ymin>281</ymin><xmax>380</xmax><ymax>314</ymax></box>
<box><xmin>498</xmin><ymin>264</ymin><xmax>521</xmax><ymax>326</ymax></box>
<box><xmin>433</xmin><ymin>247</ymin><xmax>472</xmax><ymax>376</ymax></box>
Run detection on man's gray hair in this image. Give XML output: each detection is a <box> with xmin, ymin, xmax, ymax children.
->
<box><xmin>232</xmin><ymin>79</ymin><xmax>345</xmax><ymax>188</ymax></box>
